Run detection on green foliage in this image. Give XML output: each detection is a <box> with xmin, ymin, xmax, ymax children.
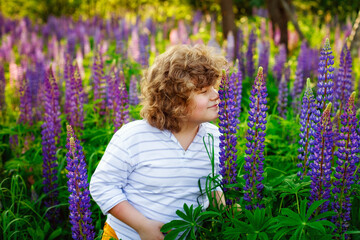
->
<box><xmin>272</xmin><ymin>199</ymin><xmax>337</xmax><ymax>240</ymax></box>
<box><xmin>161</xmin><ymin>203</ymin><xmax>221</xmax><ymax>240</ymax></box>
<box><xmin>224</xmin><ymin>207</ymin><xmax>275</xmax><ymax>240</ymax></box>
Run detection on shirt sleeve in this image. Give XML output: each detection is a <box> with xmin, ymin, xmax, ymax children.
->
<box><xmin>90</xmin><ymin>132</ymin><xmax>133</xmax><ymax>215</ymax></box>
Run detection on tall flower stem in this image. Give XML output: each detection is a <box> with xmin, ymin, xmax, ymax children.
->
<box><xmin>66</xmin><ymin>125</ymin><xmax>95</xmax><ymax>239</ymax></box>
<box><xmin>218</xmin><ymin>70</ymin><xmax>239</xmax><ymax>205</ymax></box>
<box><xmin>243</xmin><ymin>67</ymin><xmax>268</xmax><ymax>210</ymax></box>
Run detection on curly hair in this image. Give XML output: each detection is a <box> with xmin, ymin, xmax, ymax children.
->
<box><xmin>140</xmin><ymin>44</ymin><xmax>227</xmax><ymax>132</ymax></box>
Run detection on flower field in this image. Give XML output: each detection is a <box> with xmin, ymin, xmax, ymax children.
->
<box><xmin>0</xmin><ymin>7</ymin><xmax>360</xmax><ymax>240</ymax></box>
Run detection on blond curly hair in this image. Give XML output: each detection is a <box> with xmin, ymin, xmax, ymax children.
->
<box><xmin>140</xmin><ymin>44</ymin><xmax>227</xmax><ymax>132</ymax></box>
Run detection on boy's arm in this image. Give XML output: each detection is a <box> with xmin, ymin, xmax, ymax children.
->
<box><xmin>109</xmin><ymin>201</ymin><xmax>165</xmax><ymax>240</ymax></box>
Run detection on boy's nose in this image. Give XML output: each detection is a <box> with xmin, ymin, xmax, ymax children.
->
<box><xmin>211</xmin><ymin>87</ymin><xmax>219</xmax><ymax>100</ymax></box>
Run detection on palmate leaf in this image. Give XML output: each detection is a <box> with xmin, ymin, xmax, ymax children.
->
<box><xmin>161</xmin><ymin>203</ymin><xmax>217</xmax><ymax>240</ymax></box>
<box><xmin>305</xmin><ymin>199</ymin><xmax>327</xmax><ymax>220</ymax></box>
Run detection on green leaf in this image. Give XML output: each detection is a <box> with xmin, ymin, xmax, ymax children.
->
<box><xmin>310</xmin><ymin>211</ymin><xmax>336</xmax><ymax>222</ymax></box>
<box><xmin>259</xmin><ymin>232</ymin><xmax>269</xmax><ymax>240</ymax></box>
<box><xmin>176</xmin><ymin>209</ymin><xmax>191</xmax><ymax>222</ymax></box>
<box><xmin>305</xmin><ymin>200</ymin><xmax>327</xmax><ymax>220</ymax></box>
<box><xmin>161</xmin><ymin>220</ymin><xmax>189</xmax><ymax>232</ymax></box>
<box><xmin>247</xmin><ymin>233</ymin><xmax>258</xmax><ymax>240</ymax></box>
<box><xmin>273</xmin><ymin>227</ymin><xmax>294</xmax><ymax>240</ymax></box>
<box><xmin>276</xmin><ymin>216</ymin><xmax>300</xmax><ymax>227</ymax></box>
<box><xmin>48</xmin><ymin>228</ymin><xmax>62</xmax><ymax>240</ymax></box>
<box><xmin>164</xmin><ymin>226</ymin><xmax>188</xmax><ymax>240</ymax></box>
<box><xmin>307</xmin><ymin>221</ymin><xmax>325</xmax><ymax>233</ymax></box>
<box><xmin>281</xmin><ymin>208</ymin><xmax>302</xmax><ymax>223</ymax></box>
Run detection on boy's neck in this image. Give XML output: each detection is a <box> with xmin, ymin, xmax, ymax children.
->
<box><xmin>172</xmin><ymin>123</ymin><xmax>200</xmax><ymax>151</ymax></box>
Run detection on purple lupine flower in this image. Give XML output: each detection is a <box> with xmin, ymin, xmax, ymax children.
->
<box><xmin>277</xmin><ymin>74</ymin><xmax>288</xmax><ymax>118</ymax></box>
<box><xmin>18</xmin><ymin>77</ymin><xmax>33</xmax><ymax>126</ymax></box>
<box><xmin>297</xmin><ymin>78</ymin><xmax>318</xmax><ymax>179</ymax></box>
<box><xmin>308</xmin><ymin>103</ymin><xmax>333</xmax><ymax>213</ymax></box>
<box><xmin>139</xmin><ymin>33</ymin><xmax>149</xmax><ymax>67</ymax></box>
<box><xmin>64</xmin><ymin>55</ymin><xmax>74</xmax><ymax>115</ymax></box>
<box><xmin>226</xmin><ymin>31</ymin><xmax>235</xmax><ymax>62</ymax></box>
<box><xmin>333</xmin><ymin>43</ymin><xmax>352</xmax><ymax>115</ymax></box>
<box><xmin>272</xmin><ymin>44</ymin><xmax>287</xmax><ymax>83</ymax></box>
<box><xmin>235</xmin><ymin>28</ymin><xmax>245</xmax><ymax>77</ymax></box>
<box><xmin>258</xmin><ymin>40</ymin><xmax>270</xmax><ymax>78</ymax></box>
<box><xmin>192</xmin><ymin>10</ymin><xmax>202</xmax><ymax>35</ymax></box>
<box><xmin>92</xmin><ymin>51</ymin><xmax>107</xmax><ymax>116</ymax></box>
<box><xmin>233</xmin><ymin>60</ymin><xmax>243</xmax><ymax>120</ymax></box>
<box><xmin>108</xmin><ymin>71</ymin><xmax>129</xmax><ymax>132</ymax></box>
<box><xmin>218</xmin><ymin>71</ymin><xmax>239</xmax><ymax>205</ymax></box>
<box><xmin>316</xmin><ymin>38</ymin><xmax>335</xmax><ymax>113</ymax></box>
<box><xmin>130</xmin><ymin>25</ymin><xmax>140</xmax><ymax>63</ymax></box>
<box><xmin>129</xmin><ymin>75</ymin><xmax>140</xmax><ymax>105</ymax></box>
<box><xmin>41</xmin><ymin>68</ymin><xmax>62</xmax><ymax>226</ymax></box>
<box><xmin>246</xmin><ymin>29</ymin><xmax>256</xmax><ymax>78</ymax></box>
<box><xmin>67</xmin><ymin>62</ymin><xmax>85</xmax><ymax>134</ymax></box>
<box><xmin>66</xmin><ymin>125</ymin><xmax>95</xmax><ymax>240</ymax></box>
<box><xmin>332</xmin><ymin>92</ymin><xmax>359</xmax><ymax>237</ymax></box>
<box><xmin>243</xmin><ymin>67</ymin><xmax>267</xmax><ymax>210</ymax></box>
<box><xmin>0</xmin><ymin>65</ymin><xmax>5</xmax><ymax>112</ymax></box>
<box><xmin>291</xmin><ymin>42</ymin><xmax>307</xmax><ymax>114</ymax></box>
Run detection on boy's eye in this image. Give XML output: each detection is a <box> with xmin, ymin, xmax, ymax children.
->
<box><xmin>199</xmin><ymin>87</ymin><xmax>208</xmax><ymax>94</ymax></box>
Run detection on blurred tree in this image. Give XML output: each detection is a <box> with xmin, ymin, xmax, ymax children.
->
<box><xmin>220</xmin><ymin>0</ymin><xmax>236</xmax><ymax>39</ymax></box>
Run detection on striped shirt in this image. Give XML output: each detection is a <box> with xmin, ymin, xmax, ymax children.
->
<box><xmin>90</xmin><ymin>120</ymin><xmax>220</xmax><ymax>240</ymax></box>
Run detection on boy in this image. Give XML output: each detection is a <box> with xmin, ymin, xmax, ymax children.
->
<box><xmin>90</xmin><ymin>44</ymin><xmax>227</xmax><ymax>240</ymax></box>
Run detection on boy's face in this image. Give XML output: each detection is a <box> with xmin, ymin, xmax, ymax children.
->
<box><xmin>187</xmin><ymin>86</ymin><xmax>219</xmax><ymax>124</ymax></box>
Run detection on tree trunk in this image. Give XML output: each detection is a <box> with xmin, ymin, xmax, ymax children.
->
<box><xmin>220</xmin><ymin>0</ymin><xmax>236</xmax><ymax>40</ymax></box>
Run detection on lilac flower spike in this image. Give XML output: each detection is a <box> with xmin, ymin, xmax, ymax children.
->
<box><xmin>243</xmin><ymin>67</ymin><xmax>268</xmax><ymax>210</ymax></box>
<box><xmin>246</xmin><ymin>29</ymin><xmax>256</xmax><ymax>78</ymax></box>
<box><xmin>316</xmin><ymin>38</ymin><xmax>335</xmax><ymax>112</ymax></box>
<box><xmin>308</xmin><ymin>102</ymin><xmax>333</xmax><ymax>213</ymax></box>
<box><xmin>297</xmin><ymin>78</ymin><xmax>318</xmax><ymax>179</ymax></box>
<box><xmin>277</xmin><ymin>74</ymin><xmax>288</xmax><ymax>118</ymax></box>
<box><xmin>66</xmin><ymin>125</ymin><xmax>95</xmax><ymax>240</ymax></box>
<box><xmin>333</xmin><ymin>44</ymin><xmax>352</xmax><ymax>115</ymax></box>
<box><xmin>0</xmin><ymin>65</ymin><xmax>5</xmax><ymax>113</ymax></box>
<box><xmin>218</xmin><ymin>70</ymin><xmax>239</xmax><ymax>205</ymax></box>
<box><xmin>332</xmin><ymin>92</ymin><xmax>359</xmax><ymax>237</ymax></box>
<box><xmin>41</xmin><ymin>68</ymin><xmax>61</xmax><ymax>225</ymax></box>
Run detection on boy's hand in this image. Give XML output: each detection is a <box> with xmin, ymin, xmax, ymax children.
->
<box><xmin>138</xmin><ymin>219</ymin><xmax>165</xmax><ymax>240</ymax></box>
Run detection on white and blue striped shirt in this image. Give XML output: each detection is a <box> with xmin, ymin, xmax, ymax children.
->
<box><xmin>90</xmin><ymin>120</ymin><xmax>220</xmax><ymax>240</ymax></box>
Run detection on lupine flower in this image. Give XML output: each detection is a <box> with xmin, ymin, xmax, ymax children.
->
<box><xmin>18</xmin><ymin>77</ymin><xmax>33</xmax><ymax>126</ymax></box>
<box><xmin>273</xmin><ymin>44</ymin><xmax>287</xmax><ymax>83</ymax></box>
<box><xmin>233</xmin><ymin>60</ymin><xmax>243</xmax><ymax>120</ymax></box>
<box><xmin>192</xmin><ymin>10</ymin><xmax>202</xmax><ymax>35</ymax></box>
<box><xmin>66</xmin><ymin>125</ymin><xmax>95</xmax><ymax>240</ymax></box>
<box><xmin>235</xmin><ymin>28</ymin><xmax>245</xmax><ymax>77</ymax></box>
<box><xmin>67</xmin><ymin>62</ymin><xmax>85</xmax><ymax>134</ymax></box>
<box><xmin>333</xmin><ymin>44</ymin><xmax>352</xmax><ymax>115</ymax></box>
<box><xmin>243</xmin><ymin>67</ymin><xmax>268</xmax><ymax>210</ymax></box>
<box><xmin>129</xmin><ymin>75</ymin><xmax>140</xmax><ymax>105</ymax></box>
<box><xmin>108</xmin><ymin>71</ymin><xmax>129</xmax><ymax>132</ymax></box>
<box><xmin>226</xmin><ymin>31</ymin><xmax>235</xmax><ymax>62</ymax></box>
<box><xmin>308</xmin><ymin>103</ymin><xmax>333</xmax><ymax>213</ymax></box>
<box><xmin>246</xmin><ymin>28</ymin><xmax>256</xmax><ymax>78</ymax></box>
<box><xmin>258</xmin><ymin>40</ymin><xmax>270</xmax><ymax>78</ymax></box>
<box><xmin>92</xmin><ymin>51</ymin><xmax>107</xmax><ymax>116</ymax></box>
<box><xmin>139</xmin><ymin>33</ymin><xmax>149</xmax><ymax>67</ymax></box>
<box><xmin>218</xmin><ymin>70</ymin><xmax>239</xmax><ymax>205</ymax></box>
<box><xmin>316</xmin><ymin>38</ymin><xmax>335</xmax><ymax>113</ymax></box>
<box><xmin>41</xmin><ymin>68</ymin><xmax>62</xmax><ymax>225</ymax></box>
<box><xmin>0</xmin><ymin>65</ymin><xmax>5</xmax><ymax>113</ymax></box>
<box><xmin>291</xmin><ymin>43</ymin><xmax>307</xmax><ymax>114</ymax></box>
<box><xmin>332</xmin><ymin>92</ymin><xmax>359</xmax><ymax>237</ymax></box>
<box><xmin>130</xmin><ymin>26</ymin><xmax>140</xmax><ymax>62</ymax></box>
<box><xmin>297</xmin><ymin>79</ymin><xmax>318</xmax><ymax>179</ymax></box>
<box><xmin>277</xmin><ymin>74</ymin><xmax>288</xmax><ymax>118</ymax></box>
